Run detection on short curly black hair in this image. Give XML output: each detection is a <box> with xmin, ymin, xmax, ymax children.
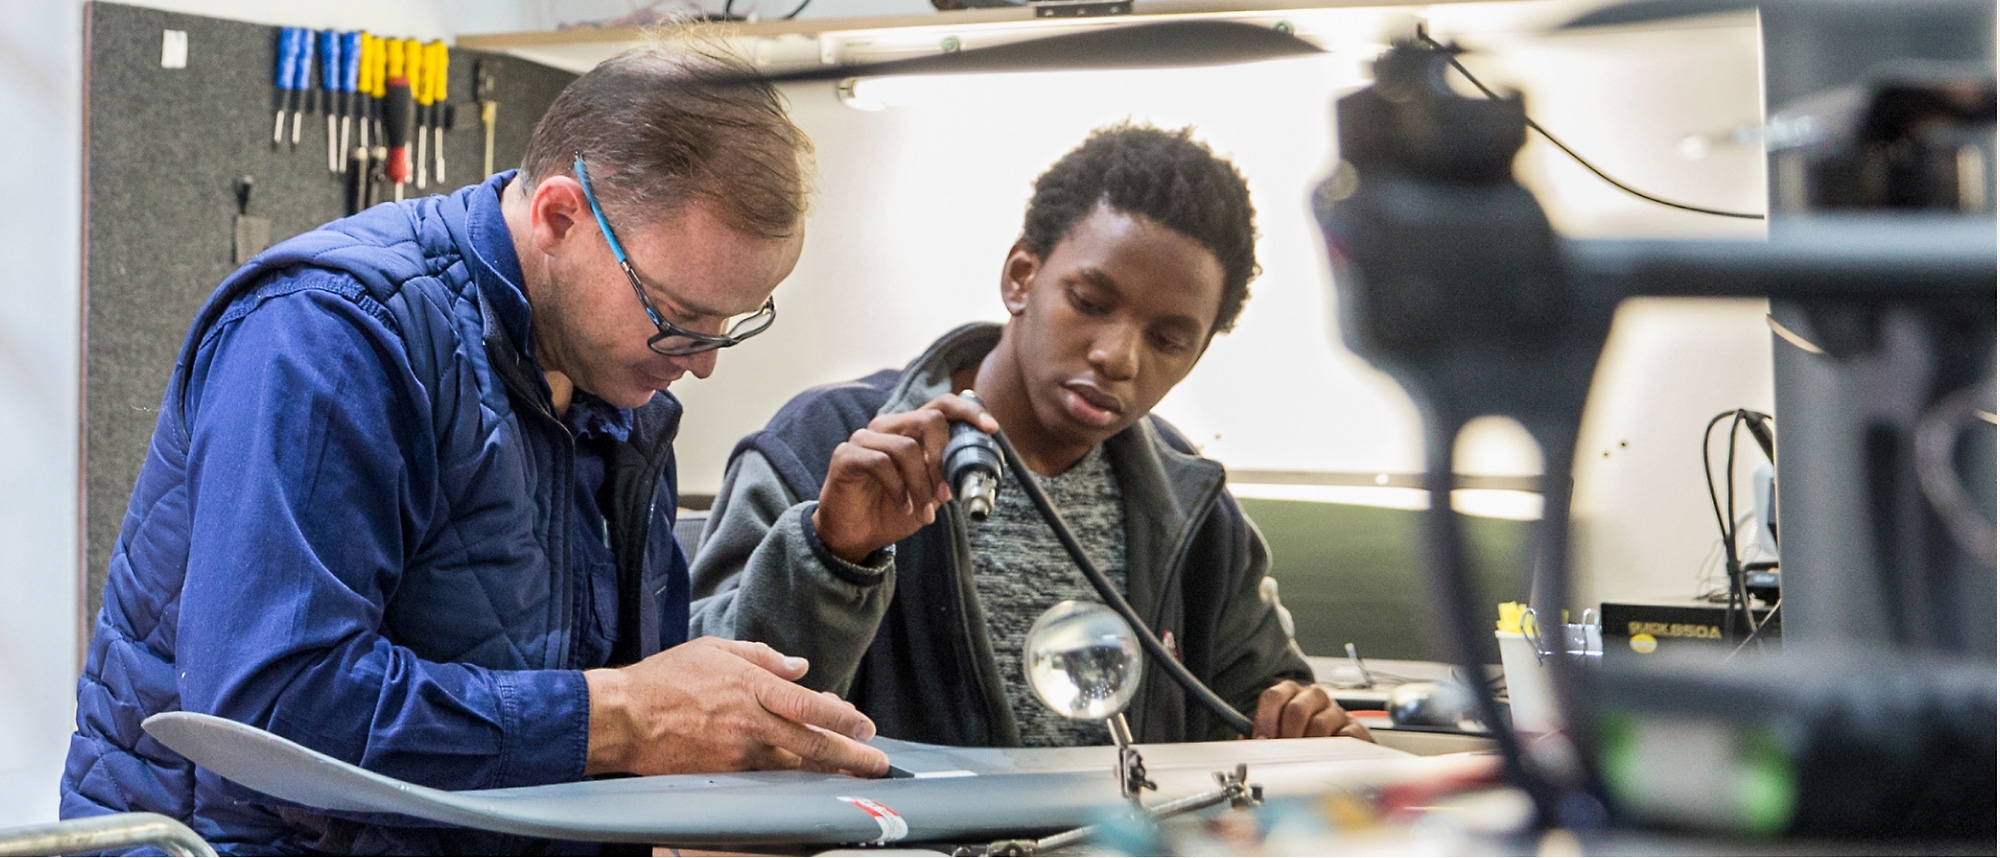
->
<box><xmin>1022</xmin><ymin>122</ymin><xmax>1260</xmax><ymax>334</ymax></box>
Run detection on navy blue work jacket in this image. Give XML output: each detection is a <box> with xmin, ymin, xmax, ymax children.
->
<box><xmin>61</xmin><ymin>173</ymin><xmax>690</xmax><ymax>855</ymax></box>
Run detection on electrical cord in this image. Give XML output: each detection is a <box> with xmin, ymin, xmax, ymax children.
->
<box><xmin>1703</xmin><ymin>410</ymin><xmax>1747</xmax><ymax>640</ymax></box>
<box><xmin>1725</xmin><ymin>597</ymin><xmax>1781</xmax><ymax>661</ymax></box>
<box><xmin>1691</xmin><ymin>510</ymin><xmax>1759</xmax><ymax>600</ymax></box>
<box><xmin>1724</xmin><ymin>410</ymin><xmax>1746</xmax><ymax>640</ymax></box>
<box><xmin>1415</xmin><ymin>32</ymin><xmax>1765</xmax><ymax>221</ymax></box>
<box><xmin>1914</xmin><ymin>382</ymin><xmax>1998</xmax><ymax>566</ymax></box>
<box><xmin>989</xmin><ymin>428</ymin><xmax>1258</xmax><ymax>737</ymax></box>
<box><xmin>1703</xmin><ymin>409</ymin><xmax>1773</xmax><ymax>642</ymax></box>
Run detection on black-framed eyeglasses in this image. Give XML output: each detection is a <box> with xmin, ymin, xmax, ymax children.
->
<box><xmin>572</xmin><ymin>152</ymin><xmax>777</xmax><ymax>357</ymax></box>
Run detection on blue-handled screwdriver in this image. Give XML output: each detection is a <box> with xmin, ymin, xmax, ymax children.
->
<box><xmin>339</xmin><ymin>32</ymin><xmax>361</xmax><ymax>174</ymax></box>
<box><xmin>271</xmin><ymin>28</ymin><xmax>303</xmax><ymax>149</ymax></box>
<box><xmin>321</xmin><ymin>30</ymin><xmax>343</xmax><ymax>172</ymax></box>
<box><xmin>290</xmin><ymin>28</ymin><xmax>315</xmax><ymax>150</ymax></box>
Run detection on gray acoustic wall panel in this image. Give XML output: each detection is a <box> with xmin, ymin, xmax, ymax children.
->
<box><xmin>83</xmin><ymin>2</ymin><xmax>575</xmax><ymax>623</ymax></box>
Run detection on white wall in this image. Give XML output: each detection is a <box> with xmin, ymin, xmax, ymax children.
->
<box><xmin>0</xmin><ymin>0</ymin><xmax>86</xmax><ymax>832</ymax></box>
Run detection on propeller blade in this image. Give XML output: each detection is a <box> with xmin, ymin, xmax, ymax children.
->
<box><xmin>1560</xmin><ymin>0</ymin><xmax>1984</xmax><ymax>30</ymax></box>
<box><xmin>1558</xmin><ymin>0</ymin><xmax>1755</xmax><ymax>29</ymax></box>
<box><xmin>744</xmin><ymin>19</ymin><xmax>1322</xmax><ymax>85</ymax></box>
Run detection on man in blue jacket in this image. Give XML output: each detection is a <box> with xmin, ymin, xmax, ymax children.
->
<box><xmin>62</xmin><ymin>42</ymin><xmax>885</xmax><ymax>854</ymax></box>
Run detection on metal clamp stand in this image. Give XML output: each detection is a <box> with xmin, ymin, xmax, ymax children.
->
<box><xmin>1107</xmin><ymin>714</ymin><xmax>1155</xmax><ymax>802</ymax></box>
<box><xmin>970</xmin><ymin>745</ymin><xmax>1261</xmax><ymax>856</ymax></box>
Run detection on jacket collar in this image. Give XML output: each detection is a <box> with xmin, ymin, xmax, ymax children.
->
<box><xmin>460</xmin><ymin>171</ymin><xmax>649</xmax><ymax>443</ymax></box>
<box><xmin>464</xmin><ymin>170</ymin><xmax>537</xmax><ymax>363</ymax></box>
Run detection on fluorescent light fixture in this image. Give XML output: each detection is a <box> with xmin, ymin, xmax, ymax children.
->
<box><xmin>834</xmin><ymin>77</ymin><xmax>886</xmax><ymax>111</ymax></box>
<box><xmin>834</xmin><ymin>53</ymin><xmax>1373</xmax><ymax>112</ymax></box>
<box><xmin>836</xmin><ymin>74</ymin><xmax>960</xmax><ymax>110</ymax></box>
<box><xmin>1229</xmin><ymin>482</ymin><xmax>1544</xmax><ymax>521</ymax></box>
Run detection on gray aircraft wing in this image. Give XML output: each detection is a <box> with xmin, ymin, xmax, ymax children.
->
<box><xmin>143</xmin><ymin>711</ymin><xmax>1465</xmax><ymax>847</ymax></box>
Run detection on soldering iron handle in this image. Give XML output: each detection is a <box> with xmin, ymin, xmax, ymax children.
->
<box><xmin>942</xmin><ymin>390</ymin><xmax>1003</xmax><ymax>521</ymax></box>
<box><xmin>990</xmin><ymin>429</ymin><xmax>1257</xmax><ymax>737</ymax></box>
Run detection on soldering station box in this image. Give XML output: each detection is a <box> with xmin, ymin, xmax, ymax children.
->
<box><xmin>1599</xmin><ymin>600</ymin><xmax>1779</xmax><ymax>667</ymax></box>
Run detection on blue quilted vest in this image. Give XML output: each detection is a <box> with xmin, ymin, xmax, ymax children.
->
<box><xmin>62</xmin><ymin>175</ymin><xmax>687</xmax><ymax>854</ymax></box>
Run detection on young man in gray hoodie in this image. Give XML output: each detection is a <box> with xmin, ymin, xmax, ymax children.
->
<box><xmin>689</xmin><ymin>123</ymin><xmax>1367</xmax><ymax>747</ymax></box>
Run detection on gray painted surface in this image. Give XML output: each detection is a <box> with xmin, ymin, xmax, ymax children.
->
<box><xmin>144</xmin><ymin>711</ymin><xmax>1416</xmax><ymax>846</ymax></box>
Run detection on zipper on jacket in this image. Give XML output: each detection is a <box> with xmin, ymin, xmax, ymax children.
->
<box><xmin>1135</xmin><ymin>473</ymin><xmax>1226</xmax><ymax>740</ymax></box>
<box><xmin>606</xmin><ymin>438</ymin><xmax>674</xmax><ymax>665</ymax></box>
<box><xmin>1154</xmin><ymin>475</ymin><xmax>1225</xmax><ymax>629</ymax></box>
<box><xmin>944</xmin><ymin>502</ymin><xmax>1019</xmax><ymax>746</ymax></box>
<box><xmin>545</xmin><ymin>414</ymin><xmax>579</xmax><ymax>670</ymax></box>
<box><xmin>483</xmin><ymin>332</ymin><xmax>581</xmax><ymax>670</ymax></box>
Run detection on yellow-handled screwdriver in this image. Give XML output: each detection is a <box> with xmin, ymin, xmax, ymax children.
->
<box><xmin>353</xmin><ymin>33</ymin><xmax>374</xmax><ymax>164</ymax></box>
<box><xmin>428</xmin><ymin>42</ymin><xmax>450</xmax><ymax>186</ymax></box>
<box><xmin>403</xmin><ymin>39</ymin><xmax>427</xmax><ymax>190</ymax></box>
<box><xmin>476</xmin><ymin>59</ymin><xmax>499</xmax><ymax>177</ymax></box>
<box><xmin>385</xmin><ymin>39</ymin><xmax>415</xmax><ymax>201</ymax></box>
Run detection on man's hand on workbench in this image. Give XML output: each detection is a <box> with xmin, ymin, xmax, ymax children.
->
<box><xmin>1253</xmin><ymin>680</ymin><xmax>1372</xmax><ymax>742</ymax></box>
<box><xmin>583</xmin><ymin>637</ymin><xmax>890</xmax><ymax>777</ymax></box>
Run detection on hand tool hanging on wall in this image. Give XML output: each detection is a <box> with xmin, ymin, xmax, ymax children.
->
<box><xmin>320</xmin><ymin>30</ymin><xmax>342</xmax><ymax>174</ymax></box>
<box><xmin>271</xmin><ymin>28</ymin><xmax>303</xmax><ymax>149</ymax></box>
<box><xmin>348</xmin><ymin>33</ymin><xmax>375</xmax><ymax>205</ymax></box>
<box><xmin>290</xmin><ymin>29</ymin><xmax>315</xmax><ymax>151</ymax></box>
<box><xmin>366</xmin><ymin>34</ymin><xmax>389</xmax><ymax>206</ymax></box>
<box><xmin>476</xmin><ymin>58</ymin><xmax>499</xmax><ymax>177</ymax></box>
<box><xmin>406</xmin><ymin>38</ymin><xmax>429</xmax><ymax>190</ymax></box>
<box><xmin>344</xmin><ymin>144</ymin><xmax>368</xmax><ymax>215</ymax></box>
<box><xmin>384</xmin><ymin>39</ymin><xmax>414</xmax><ymax>201</ymax></box>
<box><xmin>233</xmin><ymin>176</ymin><xmax>271</xmax><ymax>265</ymax></box>
<box><xmin>338</xmin><ymin>31</ymin><xmax>361</xmax><ymax>175</ymax></box>
<box><xmin>428</xmin><ymin>41</ymin><xmax>450</xmax><ymax>186</ymax></box>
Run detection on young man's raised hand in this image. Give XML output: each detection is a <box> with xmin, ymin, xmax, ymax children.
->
<box><xmin>812</xmin><ymin>393</ymin><xmax>998</xmax><ymax>564</ymax></box>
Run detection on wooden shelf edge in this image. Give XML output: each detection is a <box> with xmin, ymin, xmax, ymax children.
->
<box><xmin>455</xmin><ymin>0</ymin><xmax>1506</xmax><ymax>49</ymax></box>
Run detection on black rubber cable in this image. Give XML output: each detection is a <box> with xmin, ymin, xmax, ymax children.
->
<box><xmin>1703</xmin><ymin>409</ymin><xmax>1772</xmax><ymax>642</ymax></box>
<box><xmin>1417</xmin><ymin>33</ymin><xmax>1765</xmax><ymax>221</ymax></box>
<box><xmin>1724</xmin><ymin>409</ymin><xmax>1746</xmax><ymax>640</ymax></box>
<box><xmin>1702</xmin><ymin>411</ymin><xmax>1743</xmax><ymax>641</ymax></box>
<box><xmin>990</xmin><ymin>429</ymin><xmax>1258</xmax><ymax>737</ymax></box>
